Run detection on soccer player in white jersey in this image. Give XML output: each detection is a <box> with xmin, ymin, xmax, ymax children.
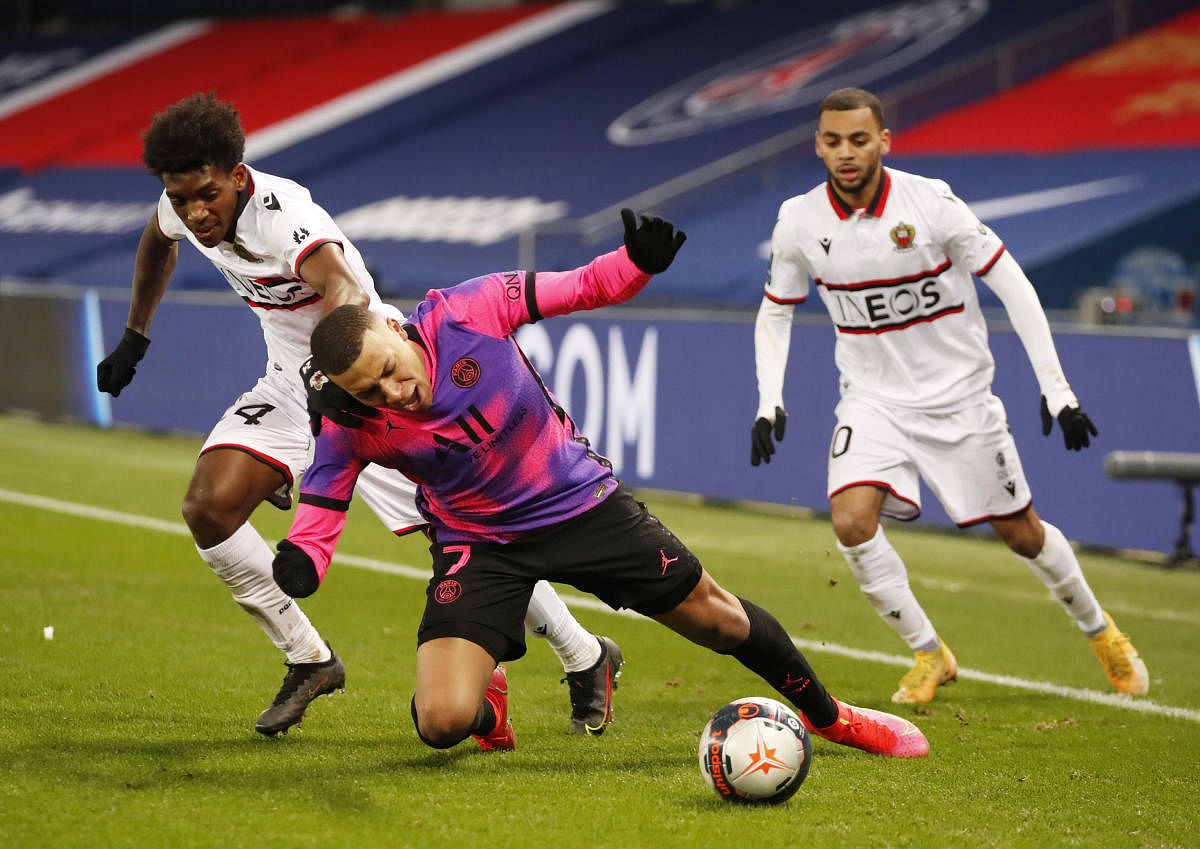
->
<box><xmin>96</xmin><ymin>93</ymin><xmax>623</xmax><ymax>737</ymax></box>
<box><xmin>750</xmin><ymin>87</ymin><xmax>1148</xmax><ymax>703</ymax></box>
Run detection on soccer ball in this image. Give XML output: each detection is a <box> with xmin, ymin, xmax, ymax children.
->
<box><xmin>698</xmin><ymin>696</ymin><xmax>812</xmax><ymax>804</ymax></box>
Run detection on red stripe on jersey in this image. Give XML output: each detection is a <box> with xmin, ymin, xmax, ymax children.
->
<box><xmin>826</xmin><ymin>182</ymin><xmax>852</xmax><ymax>220</ymax></box>
<box><xmin>294</xmin><ymin>238</ymin><xmax>340</xmax><ymax>276</ymax></box>
<box><xmin>825</xmin><ymin>170</ymin><xmax>891</xmax><ymax>219</ymax></box>
<box><xmin>391</xmin><ymin>523</ymin><xmax>429</xmax><ymax>537</ymax></box>
<box><xmin>974</xmin><ymin>244</ymin><xmax>1006</xmax><ymax>276</ymax></box>
<box><xmin>200</xmin><ymin>443</ymin><xmax>294</xmax><ymax>487</ymax></box>
<box><xmin>154</xmin><ymin>208</ymin><xmax>176</xmax><ymax>242</ymax></box>
<box><xmin>867</xmin><ymin>170</ymin><xmax>891</xmax><ymax>217</ymax></box>
<box><xmin>764</xmin><ymin>288</ymin><xmax>806</xmax><ymax>304</ymax></box>
<box><xmin>829</xmin><ymin>480</ymin><xmax>920</xmax><ymax>518</ymax></box>
<box><xmin>835</xmin><ymin>303</ymin><xmax>965</xmax><ymax>334</ymax></box>
<box><xmin>955</xmin><ymin>497</ymin><xmax>1033</xmax><ymax>528</ymax></box>
<box><xmin>243</xmin><ymin>293</ymin><xmax>323</xmax><ymax>311</ymax></box>
<box><xmin>817</xmin><ymin>257</ymin><xmax>952</xmax><ymax>291</ymax></box>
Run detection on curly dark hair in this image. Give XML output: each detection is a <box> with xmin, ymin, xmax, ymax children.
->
<box><xmin>141</xmin><ymin>92</ymin><xmax>245</xmax><ymax>176</ymax></box>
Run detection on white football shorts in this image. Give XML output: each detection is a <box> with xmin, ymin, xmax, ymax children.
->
<box><xmin>826</xmin><ymin>392</ymin><xmax>1033</xmax><ymax>526</ymax></box>
<box><xmin>200</xmin><ymin>372</ymin><xmax>426</xmax><ymax>533</ymax></box>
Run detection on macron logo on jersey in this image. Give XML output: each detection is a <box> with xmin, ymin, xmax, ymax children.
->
<box><xmin>818</xmin><ymin>260</ymin><xmax>964</xmax><ymax>334</ymax></box>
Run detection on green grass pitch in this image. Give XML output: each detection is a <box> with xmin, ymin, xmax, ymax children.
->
<box><xmin>1</xmin><ymin>413</ymin><xmax>1198</xmax><ymax>848</ymax></box>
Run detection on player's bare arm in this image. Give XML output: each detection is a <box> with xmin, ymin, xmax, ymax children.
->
<box><xmin>126</xmin><ymin>213</ymin><xmax>177</xmax><ymax>334</ymax></box>
<box><xmin>96</xmin><ymin>214</ymin><xmax>175</xmax><ymax>397</ymax></box>
<box><xmin>298</xmin><ymin>242</ymin><xmax>370</xmax><ymax>314</ymax></box>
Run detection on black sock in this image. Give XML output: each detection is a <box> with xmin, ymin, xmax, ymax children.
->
<box><xmin>468</xmin><ymin>699</ymin><xmax>497</xmax><ymax>738</ymax></box>
<box><xmin>723</xmin><ymin>597</ymin><xmax>838</xmax><ymax>728</ymax></box>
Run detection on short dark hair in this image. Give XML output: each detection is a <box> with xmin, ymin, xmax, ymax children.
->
<box><xmin>141</xmin><ymin>92</ymin><xmax>245</xmax><ymax>176</ymax></box>
<box><xmin>311</xmin><ymin>304</ymin><xmax>377</xmax><ymax>376</ymax></box>
<box><xmin>819</xmin><ymin>87</ymin><xmax>885</xmax><ymax>129</ymax></box>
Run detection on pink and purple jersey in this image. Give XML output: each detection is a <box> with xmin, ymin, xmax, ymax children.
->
<box><xmin>289</xmin><ymin>247</ymin><xmax>650</xmax><ymax>577</ymax></box>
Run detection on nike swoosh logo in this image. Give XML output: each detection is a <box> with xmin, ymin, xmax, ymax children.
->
<box><xmin>306</xmin><ymin>674</ymin><xmax>330</xmax><ymax>697</ymax></box>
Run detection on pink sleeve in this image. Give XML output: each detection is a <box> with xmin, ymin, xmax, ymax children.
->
<box><xmin>533</xmin><ymin>247</ymin><xmax>651</xmax><ymax>320</ymax></box>
<box><xmin>287</xmin><ymin>503</ymin><xmax>348</xmax><ymax>583</ymax></box>
<box><xmin>442</xmin><ymin>247</ymin><xmax>650</xmax><ymax>338</ymax></box>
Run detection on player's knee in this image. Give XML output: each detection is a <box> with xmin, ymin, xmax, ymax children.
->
<box><xmin>182</xmin><ymin>488</ymin><xmax>247</xmax><ymax>548</ymax></box>
<box><xmin>411</xmin><ymin>698</ymin><xmax>474</xmax><ymax>749</ymax></box>
<box><xmin>664</xmin><ymin>577</ymin><xmax>749</xmax><ymax>650</ymax></box>
<box><xmin>1005</xmin><ymin>533</ymin><xmax>1043</xmax><ymax>559</ymax></box>
<box><xmin>831</xmin><ymin>511</ymin><xmax>877</xmax><ymax>547</ymax></box>
<box><xmin>994</xmin><ymin>514</ymin><xmax>1044</xmax><ymax>559</ymax></box>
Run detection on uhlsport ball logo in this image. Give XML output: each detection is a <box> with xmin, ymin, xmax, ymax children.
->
<box><xmin>698</xmin><ymin>696</ymin><xmax>811</xmax><ymax>804</ymax></box>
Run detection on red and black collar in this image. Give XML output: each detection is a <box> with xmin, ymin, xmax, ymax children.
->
<box><xmin>826</xmin><ymin>168</ymin><xmax>891</xmax><ymax>220</ymax></box>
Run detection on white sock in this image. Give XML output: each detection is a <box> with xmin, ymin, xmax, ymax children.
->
<box><xmin>1021</xmin><ymin>521</ymin><xmax>1106</xmax><ymax>636</ymax></box>
<box><xmin>197</xmin><ymin>522</ymin><xmax>330</xmax><ymax>664</ymax></box>
<box><xmin>838</xmin><ymin>525</ymin><xmax>938</xmax><ymax>651</ymax></box>
<box><xmin>524</xmin><ymin>580</ymin><xmax>600</xmax><ymax>672</ymax></box>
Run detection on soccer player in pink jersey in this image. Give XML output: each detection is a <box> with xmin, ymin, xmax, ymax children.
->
<box><xmin>750</xmin><ymin>87</ymin><xmax>1147</xmax><ymax>703</ymax></box>
<box><xmin>96</xmin><ymin>93</ymin><xmax>623</xmax><ymax>737</ymax></box>
<box><xmin>271</xmin><ymin>209</ymin><xmax>930</xmax><ymax>759</ymax></box>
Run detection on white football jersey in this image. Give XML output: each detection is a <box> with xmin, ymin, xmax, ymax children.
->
<box><xmin>767</xmin><ymin>167</ymin><xmax>1005</xmax><ymax>411</ymax></box>
<box><xmin>156</xmin><ymin>165</ymin><xmax>396</xmax><ymax>397</ymax></box>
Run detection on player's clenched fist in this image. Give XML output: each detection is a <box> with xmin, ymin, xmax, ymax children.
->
<box><xmin>273</xmin><ymin>539</ymin><xmax>321</xmax><ymax>598</ymax></box>
<box><xmin>96</xmin><ymin>328</ymin><xmax>150</xmax><ymax>397</ymax></box>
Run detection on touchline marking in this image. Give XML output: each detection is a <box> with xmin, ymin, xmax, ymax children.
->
<box><xmin>3</xmin><ymin>485</ymin><xmax>1196</xmax><ymax>724</ymax></box>
<box><xmin>914</xmin><ymin>576</ymin><xmax>1200</xmax><ymax>627</ymax></box>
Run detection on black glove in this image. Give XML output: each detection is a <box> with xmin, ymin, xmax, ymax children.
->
<box><xmin>1040</xmin><ymin>395</ymin><xmax>1098</xmax><ymax>451</ymax></box>
<box><xmin>300</xmin><ymin>354</ymin><xmax>379</xmax><ymax>437</ymax></box>
<box><xmin>274</xmin><ymin>539</ymin><xmax>321</xmax><ymax>598</ymax></box>
<box><xmin>750</xmin><ymin>406</ymin><xmax>787</xmax><ymax>466</ymax></box>
<box><xmin>621</xmin><ymin>207</ymin><xmax>687</xmax><ymax>274</ymax></box>
<box><xmin>96</xmin><ymin>328</ymin><xmax>150</xmax><ymax>397</ymax></box>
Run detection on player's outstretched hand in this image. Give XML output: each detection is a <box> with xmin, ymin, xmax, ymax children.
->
<box><xmin>1040</xmin><ymin>395</ymin><xmax>1098</xmax><ymax>451</ymax></box>
<box><xmin>621</xmin><ymin>207</ymin><xmax>686</xmax><ymax>274</ymax></box>
<box><xmin>751</xmin><ymin>406</ymin><xmax>787</xmax><ymax>466</ymax></box>
<box><xmin>300</xmin><ymin>354</ymin><xmax>379</xmax><ymax>436</ymax></box>
<box><xmin>96</xmin><ymin>328</ymin><xmax>150</xmax><ymax>397</ymax></box>
<box><xmin>274</xmin><ymin>539</ymin><xmax>321</xmax><ymax>598</ymax></box>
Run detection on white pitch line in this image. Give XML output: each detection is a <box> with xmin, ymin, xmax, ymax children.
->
<box><xmin>914</xmin><ymin>576</ymin><xmax>1200</xmax><ymax>627</ymax></box>
<box><xmin>3</xmin><ymin>485</ymin><xmax>1197</xmax><ymax>724</ymax></box>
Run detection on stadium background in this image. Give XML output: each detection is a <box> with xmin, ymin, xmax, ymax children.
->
<box><xmin>1</xmin><ymin>0</ymin><xmax>1198</xmax><ymax>555</ymax></box>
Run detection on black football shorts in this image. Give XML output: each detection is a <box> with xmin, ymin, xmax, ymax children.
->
<box><xmin>417</xmin><ymin>485</ymin><xmax>703</xmax><ymax>662</ymax></box>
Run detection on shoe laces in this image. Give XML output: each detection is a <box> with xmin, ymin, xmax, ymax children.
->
<box><xmin>842</xmin><ymin>707</ymin><xmax>899</xmax><ymax>749</ymax></box>
<box><xmin>898</xmin><ymin>649</ymin><xmax>942</xmax><ymax>687</ymax></box>
<box><xmin>1097</xmin><ymin>627</ymin><xmax>1136</xmax><ymax>675</ymax></box>
<box><xmin>562</xmin><ymin>646</ymin><xmax>609</xmax><ymax>687</ymax></box>
<box><xmin>269</xmin><ymin>659</ymin><xmax>323</xmax><ymax>706</ymax></box>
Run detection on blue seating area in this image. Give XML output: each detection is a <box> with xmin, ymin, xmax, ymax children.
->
<box><xmin>1</xmin><ymin>0</ymin><xmax>1194</xmax><ymax>321</ymax></box>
